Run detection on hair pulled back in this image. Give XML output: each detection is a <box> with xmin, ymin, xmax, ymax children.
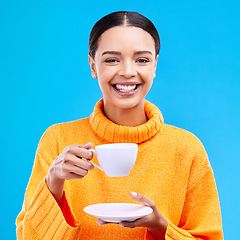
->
<box><xmin>89</xmin><ymin>11</ymin><xmax>160</xmax><ymax>58</ymax></box>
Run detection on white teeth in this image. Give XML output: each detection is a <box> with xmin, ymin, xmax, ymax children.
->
<box><xmin>115</xmin><ymin>84</ymin><xmax>137</xmax><ymax>92</ymax></box>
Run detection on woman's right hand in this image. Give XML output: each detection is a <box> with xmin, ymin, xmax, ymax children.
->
<box><xmin>46</xmin><ymin>142</ymin><xmax>94</xmax><ymax>204</ymax></box>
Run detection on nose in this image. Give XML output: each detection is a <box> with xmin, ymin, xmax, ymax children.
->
<box><xmin>118</xmin><ymin>60</ymin><xmax>137</xmax><ymax>78</ymax></box>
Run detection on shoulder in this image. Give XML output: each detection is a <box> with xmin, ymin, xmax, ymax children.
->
<box><xmin>159</xmin><ymin>124</ymin><xmax>212</xmax><ymax>182</ymax></box>
<box><xmin>159</xmin><ymin>123</ymin><xmax>209</xmax><ymax>166</ymax></box>
<box><xmin>162</xmin><ymin>123</ymin><xmax>211</xmax><ymax>169</ymax></box>
<box><xmin>40</xmin><ymin>117</ymin><xmax>91</xmax><ymax>142</ymax></box>
<box><xmin>161</xmin><ymin>123</ymin><xmax>203</xmax><ymax>148</ymax></box>
<box><xmin>46</xmin><ymin>117</ymin><xmax>90</xmax><ymax>132</ymax></box>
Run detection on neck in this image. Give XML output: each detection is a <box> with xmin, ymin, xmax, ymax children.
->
<box><xmin>103</xmin><ymin>101</ymin><xmax>147</xmax><ymax>127</ymax></box>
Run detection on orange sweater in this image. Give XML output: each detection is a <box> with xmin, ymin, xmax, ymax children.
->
<box><xmin>16</xmin><ymin>99</ymin><xmax>223</xmax><ymax>239</ymax></box>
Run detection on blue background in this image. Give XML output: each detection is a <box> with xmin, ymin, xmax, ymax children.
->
<box><xmin>1</xmin><ymin>0</ymin><xmax>239</xmax><ymax>239</ymax></box>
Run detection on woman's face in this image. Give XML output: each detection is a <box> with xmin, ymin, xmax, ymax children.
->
<box><xmin>89</xmin><ymin>26</ymin><xmax>158</xmax><ymax>112</ymax></box>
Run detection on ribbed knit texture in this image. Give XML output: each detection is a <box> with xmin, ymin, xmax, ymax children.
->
<box><xmin>16</xmin><ymin>99</ymin><xmax>223</xmax><ymax>239</ymax></box>
<box><xmin>90</xmin><ymin>99</ymin><xmax>163</xmax><ymax>143</ymax></box>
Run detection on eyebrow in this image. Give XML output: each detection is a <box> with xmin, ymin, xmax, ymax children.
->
<box><xmin>102</xmin><ymin>51</ymin><xmax>121</xmax><ymax>56</ymax></box>
<box><xmin>101</xmin><ymin>50</ymin><xmax>153</xmax><ymax>56</ymax></box>
<box><xmin>134</xmin><ymin>51</ymin><xmax>153</xmax><ymax>55</ymax></box>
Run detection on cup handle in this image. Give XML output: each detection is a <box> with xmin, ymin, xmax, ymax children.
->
<box><xmin>88</xmin><ymin>149</ymin><xmax>103</xmax><ymax>171</ymax></box>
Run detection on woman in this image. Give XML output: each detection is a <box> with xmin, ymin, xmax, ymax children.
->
<box><xmin>16</xmin><ymin>11</ymin><xmax>223</xmax><ymax>239</ymax></box>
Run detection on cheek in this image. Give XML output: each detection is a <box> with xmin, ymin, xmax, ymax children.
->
<box><xmin>97</xmin><ymin>65</ymin><xmax>116</xmax><ymax>82</ymax></box>
<box><xmin>138</xmin><ymin>68</ymin><xmax>154</xmax><ymax>83</ymax></box>
<box><xmin>97</xmin><ymin>71</ymin><xmax>115</xmax><ymax>92</ymax></box>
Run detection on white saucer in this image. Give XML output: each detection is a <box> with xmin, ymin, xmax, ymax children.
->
<box><xmin>84</xmin><ymin>203</ymin><xmax>153</xmax><ymax>223</ymax></box>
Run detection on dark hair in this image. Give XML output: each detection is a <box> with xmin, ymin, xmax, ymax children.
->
<box><xmin>89</xmin><ymin>11</ymin><xmax>160</xmax><ymax>58</ymax></box>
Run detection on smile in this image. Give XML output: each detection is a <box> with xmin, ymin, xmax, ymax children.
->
<box><xmin>114</xmin><ymin>84</ymin><xmax>138</xmax><ymax>92</ymax></box>
<box><xmin>112</xmin><ymin>83</ymin><xmax>141</xmax><ymax>96</ymax></box>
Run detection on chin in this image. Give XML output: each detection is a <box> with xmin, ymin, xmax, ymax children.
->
<box><xmin>113</xmin><ymin>97</ymin><xmax>144</xmax><ymax>110</ymax></box>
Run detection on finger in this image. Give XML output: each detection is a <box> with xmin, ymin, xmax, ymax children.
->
<box><xmin>68</xmin><ymin>145</ymin><xmax>93</xmax><ymax>160</ymax></box>
<box><xmin>97</xmin><ymin>219</ymin><xmax>118</xmax><ymax>226</ymax></box>
<box><xmin>69</xmin><ymin>164</ymin><xmax>89</xmax><ymax>177</ymax></box>
<box><xmin>97</xmin><ymin>219</ymin><xmax>111</xmax><ymax>226</ymax></box>
<box><xmin>74</xmin><ymin>157</ymin><xmax>94</xmax><ymax>171</ymax></box>
<box><xmin>65</xmin><ymin>154</ymin><xmax>94</xmax><ymax>171</ymax></box>
<box><xmin>130</xmin><ymin>192</ymin><xmax>156</xmax><ymax>209</ymax></box>
<box><xmin>83</xmin><ymin>142</ymin><xmax>93</xmax><ymax>150</ymax></box>
<box><xmin>61</xmin><ymin>163</ymin><xmax>89</xmax><ymax>179</ymax></box>
<box><xmin>71</xmin><ymin>142</ymin><xmax>93</xmax><ymax>149</ymax></box>
<box><xmin>119</xmin><ymin>217</ymin><xmax>145</xmax><ymax>228</ymax></box>
<box><xmin>61</xmin><ymin>171</ymin><xmax>85</xmax><ymax>180</ymax></box>
<box><xmin>79</xmin><ymin>143</ymin><xmax>93</xmax><ymax>160</ymax></box>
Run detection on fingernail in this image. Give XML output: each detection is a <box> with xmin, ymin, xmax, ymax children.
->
<box><xmin>97</xmin><ymin>220</ymin><xmax>104</xmax><ymax>226</ymax></box>
<box><xmin>130</xmin><ymin>191</ymin><xmax>138</xmax><ymax>197</ymax></box>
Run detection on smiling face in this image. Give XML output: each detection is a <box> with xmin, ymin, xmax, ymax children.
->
<box><xmin>89</xmin><ymin>26</ymin><xmax>158</xmax><ymax>114</ymax></box>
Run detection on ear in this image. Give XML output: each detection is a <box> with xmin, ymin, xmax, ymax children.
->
<box><xmin>153</xmin><ymin>54</ymin><xmax>159</xmax><ymax>78</ymax></box>
<box><xmin>88</xmin><ymin>55</ymin><xmax>98</xmax><ymax>78</ymax></box>
<box><xmin>154</xmin><ymin>54</ymin><xmax>159</xmax><ymax>71</ymax></box>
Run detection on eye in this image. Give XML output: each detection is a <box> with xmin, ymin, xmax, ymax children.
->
<box><xmin>105</xmin><ymin>58</ymin><xmax>120</xmax><ymax>63</ymax></box>
<box><xmin>136</xmin><ymin>58</ymin><xmax>150</xmax><ymax>63</ymax></box>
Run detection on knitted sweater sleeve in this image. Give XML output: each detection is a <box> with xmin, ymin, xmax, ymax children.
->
<box><xmin>165</xmin><ymin>138</ymin><xmax>223</xmax><ymax>239</ymax></box>
<box><xmin>16</xmin><ymin>125</ymin><xmax>81</xmax><ymax>239</ymax></box>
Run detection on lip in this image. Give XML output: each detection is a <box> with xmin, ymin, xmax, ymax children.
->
<box><xmin>112</xmin><ymin>82</ymin><xmax>140</xmax><ymax>86</ymax></box>
<box><xmin>112</xmin><ymin>82</ymin><xmax>141</xmax><ymax>96</ymax></box>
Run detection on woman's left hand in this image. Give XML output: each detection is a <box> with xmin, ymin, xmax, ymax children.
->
<box><xmin>97</xmin><ymin>192</ymin><xmax>168</xmax><ymax>239</ymax></box>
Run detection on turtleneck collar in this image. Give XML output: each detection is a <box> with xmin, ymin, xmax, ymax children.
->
<box><xmin>90</xmin><ymin>99</ymin><xmax>164</xmax><ymax>144</ymax></box>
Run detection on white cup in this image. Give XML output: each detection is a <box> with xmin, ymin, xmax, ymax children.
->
<box><xmin>88</xmin><ymin>143</ymin><xmax>138</xmax><ymax>177</ymax></box>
